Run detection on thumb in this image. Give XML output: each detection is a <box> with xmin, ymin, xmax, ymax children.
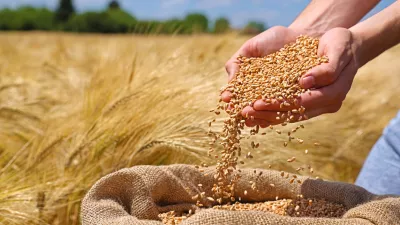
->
<box><xmin>300</xmin><ymin>33</ymin><xmax>352</xmax><ymax>89</ymax></box>
<box><xmin>300</xmin><ymin>63</ymin><xmax>339</xmax><ymax>89</ymax></box>
<box><xmin>225</xmin><ymin>59</ymin><xmax>239</xmax><ymax>82</ymax></box>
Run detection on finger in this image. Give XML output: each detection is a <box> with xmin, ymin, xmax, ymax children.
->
<box><xmin>253</xmin><ymin>99</ymin><xmax>300</xmax><ymax>112</ymax></box>
<box><xmin>254</xmin><ymin>63</ymin><xmax>354</xmax><ymax>111</ymax></box>
<box><xmin>300</xmin><ymin>41</ymin><xmax>351</xmax><ymax>89</ymax></box>
<box><xmin>225</xmin><ymin>27</ymin><xmax>299</xmax><ymax>81</ymax></box>
<box><xmin>225</xmin><ymin>58</ymin><xmax>240</xmax><ymax>82</ymax></box>
<box><xmin>221</xmin><ymin>91</ymin><xmax>232</xmax><ymax>103</ymax></box>
<box><xmin>241</xmin><ymin>106</ymin><xmax>313</xmax><ymax>126</ymax></box>
<box><xmin>299</xmin><ymin>62</ymin><xmax>354</xmax><ymax>109</ymax></box>
<box><xmin>225</xmin><ymin>43</ymin><xmax>254</xmax><ymax>81</ymax></box>
<box><xmin>225</xmin><ymin>41</ymin><xmax>259</xmax><ymax>81</ymax></box>
<box><xmin>252</xmin><ymin>94</ymin><xmax>335</xmax><ymax>112</ymax></box>
<box><xmin>301</xmin><ymin>103</ymin><xmax>342</xmax><ymax>121</ymax></box>
<box><xmin>264</xmin><ymin>103</ymin><xmax>342</xmax><ymax>125</ymax></box>
<box><xmin>242</xmin><ymin>106</ymin><xmax>283</xmax><ymax>122</ymax></box>
<box><xmin>245</xmin><ymin>118</ymin><xmax>270</xmax><ymax>127</ymax></box>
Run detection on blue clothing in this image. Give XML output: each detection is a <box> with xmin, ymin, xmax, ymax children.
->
<box><xmin>356</xmin><ymin>111</ymin><xmax>400</xmax><ymax>195</ymax></box>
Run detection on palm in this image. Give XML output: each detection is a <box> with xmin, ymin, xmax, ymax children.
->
<box><xmin>224</xmin><ymin>27</ymin><xmax>360</xmax><ymax>127</ymax></box>
<box><xmin>241</xmin><ymin>26</ymin><xmax>301</xmax><ymax>58</ymax></box>
<box><xmin>223</xmin><ymin>26</ymin><xmax>305</xmax><ymax>101</ymax></box>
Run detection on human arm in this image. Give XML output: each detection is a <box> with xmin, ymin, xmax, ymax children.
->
<box><xmin>224</xmin><ymin>0</ymin><xmax>379</xmax><ymax>82</ymax></box>
<box><xmin>243</xmin><ymin>1</ymin><xmax>400</xmax><ymax>127</ymax></box>
<box><xmin>350</xmin><ymin>0</ymin><xmax>400</xmax><ymax>67</ymax></box>
<box><xmin>289</xmin><ymin>0</ymin><xmax>380</xmax><ymax>37</ymax></box>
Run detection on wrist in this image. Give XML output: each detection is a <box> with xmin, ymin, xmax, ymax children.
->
<box><xmin>349</xmin><ymin>28</ymin><xmax>365</xmax><ymax>70</ymax></box>
<box><xmin>349</xmin><ymin>1</ymin><xmax>400</xmax><ymax>68</ymax></box>
<box><xmin>288</xmin><ymin>23</ymin><xmax>324</xmax><ymax>38</ymax></box>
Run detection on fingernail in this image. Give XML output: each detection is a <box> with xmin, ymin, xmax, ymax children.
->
<box><xmin>220</xmin><ymin>91</ymin><xmax>232</xmax><ymax>103</ymax></box>
<box><xmin>301</xmin><ymin>75</ymin><xmax>315</xmax><ymax>89</ymax></box>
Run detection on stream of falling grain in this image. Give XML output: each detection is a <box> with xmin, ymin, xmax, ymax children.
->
<box><xmin>207</xmin><ymin>35</ymin><xmax>328</xmax><ymax>203</ymax></box>
<box><xmin>159</xmin><ymin>35</ymin><xmax>350</xmax><ymax>225</ymax></box>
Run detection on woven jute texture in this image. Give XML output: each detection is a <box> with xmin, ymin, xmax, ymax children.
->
<box><xmin>81</xmin><ymin>164</ymin><xmax>400</xmax><ymax>225</ymax></box>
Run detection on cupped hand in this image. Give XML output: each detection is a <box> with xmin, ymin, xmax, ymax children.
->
<box><xmin>224</xmin><ymin>26</ymin><xmax>303</xmax><ymax>82</ymax></box>
<box><xmin>223</xmin><ymin>27</ymin><xmax>361</xmax><ymax>127</ymax></box>
<box><xmin>222</xmin><ymin>26</ymin><xmax>303</xmax><ymax>127</ymax></box>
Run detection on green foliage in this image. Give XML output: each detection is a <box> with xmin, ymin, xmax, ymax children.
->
<box><xmin>132</xmin><ymin>19</ymin><xmax>191</xmax><ymax>35</ymax></box>
<box><xmin>65</xmin><ymin>9</ymin><xmax>136</xmax><ymax>33</ymax></box>
<box><xmin>0</xmin><ymin>7</ymin><xmax>54</xmax><ymax>30</ymax></box>
<box><xmin>0</xmin><ymin>4</ymin><xmax>266</xmax><ymax>35</ymax></box>
<box><xmin>106</xmin><ymin>9</ymin><xmax>137</xmax><ymax>32</ymax></box>
<box><xmin>108</xmin><ymin>0</ymin><xmax>120</xmax><ymax>10</ymax></box>
<box><xmin>55</xmin><ymin>0</ymin><xmax>75</xmax><ymax>22</ymax></box>
<box><xmin>159</xmin><ymin>19</ymin><xmax>189</xmax><ymax>34</ymax></box>
<box><xmin>213</xmin><ymin>17</ymin><xmax>230</xmax><ymax>34</ymax></box>
<box><xmin>65</xmin><ymin>12</ymin><xmax>108</xmax><ymax>33</ymax></box>
<box><xmin>184</xmin><ymin>13</ymin><xmax>209</xmax><ymax>33</ymax></box>
<box><xmin>242</xmin><ymin>21</ymin><xmax>267</xmax><ymax>34</ymax></box>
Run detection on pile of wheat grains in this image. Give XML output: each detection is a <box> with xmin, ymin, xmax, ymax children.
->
<box><xmin>159</xmin><ymin>36</ymin><xmax>346</xmax><ymax>224</ymax></box>
<box><xmin>160</xmin><ymin>197</ymin><xmax>346</xmax><ymax>224</ymax></box>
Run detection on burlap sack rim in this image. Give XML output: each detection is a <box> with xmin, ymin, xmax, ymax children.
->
<box><xmin>81</xmin><ymin>164</ymin><xmax>400</xmax><ymax>225</ymax></box>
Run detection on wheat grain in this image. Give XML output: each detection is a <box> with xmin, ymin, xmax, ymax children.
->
<box><xmin>201</xmin><ymin>35</ymin><xmax>328</xmax><ymax>206</ymax></box>
<box><xmin>160</xmin><ymin>197</ymin><xmax>346</xmax><ymax>224</ymax></box>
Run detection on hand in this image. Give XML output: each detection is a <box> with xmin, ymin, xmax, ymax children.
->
<box><xmin>223</xmin><ymin>26</ymin><xmax>303</xmax><ymax>83</ymax></box>
<box><xmin>222</xmin><ymin>26</ymin><xmax>304</xmax><ymax>127</ymax></box>
<box><xmin>223</xmin><ymin>27</ymin><xmax>361</xmax><ymax>127</ymax></box>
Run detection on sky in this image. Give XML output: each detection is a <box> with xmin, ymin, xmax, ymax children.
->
<box><xmin>0</xmin><ymin>0</ymin><xmax>396</xmax><ymax>28</ymax></box>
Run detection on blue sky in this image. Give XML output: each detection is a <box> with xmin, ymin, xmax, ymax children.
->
<box><xmin>0</xmin><ymin>0</ymin><xmax>396</xmax><ymax>28</ymax></box>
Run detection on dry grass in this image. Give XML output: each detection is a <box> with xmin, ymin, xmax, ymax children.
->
<box><xmin>0</xmin><ymin>32</ymin><xmax>399</xmax><ymax>224</ymax></box>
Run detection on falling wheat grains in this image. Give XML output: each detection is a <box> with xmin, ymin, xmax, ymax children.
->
<box><xmin>196</xmin><ymin>35</ymin><xmax>328</xmax><ymax>206</ymax></box>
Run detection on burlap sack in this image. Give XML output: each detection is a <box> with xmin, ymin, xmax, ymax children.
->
<box><xmin>81</xmin><ymin>164</ymin><xmax>400</xmax><ymax>225</ymax></box>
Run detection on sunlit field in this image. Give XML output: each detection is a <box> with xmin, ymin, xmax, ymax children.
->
<box><xmin>0</xmin><ymin>32</ymin><xmax>399</xmax><ymax>224</ymax></box>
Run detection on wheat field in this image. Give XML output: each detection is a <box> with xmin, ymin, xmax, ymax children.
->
<box><xmin>0</xmin><ymin>32</ymin><xmax>399</xmax><ymax>225</ymax></box>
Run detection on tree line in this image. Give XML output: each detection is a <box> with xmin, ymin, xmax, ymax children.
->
<box><xmin>0</xmin><ymin>0</ymin><xmax>267</xmax><ymax>34</ymax></box>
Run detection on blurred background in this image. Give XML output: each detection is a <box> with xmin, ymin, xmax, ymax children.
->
<box><xmin>0</xmin><ymin>0</ymin><xmax>399</xmax><ymax>225</ymax></box>
<box><xmin>0</xmin><ymin>0</ymin><xmax>395</xmax><ymax>34</ymax></box>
